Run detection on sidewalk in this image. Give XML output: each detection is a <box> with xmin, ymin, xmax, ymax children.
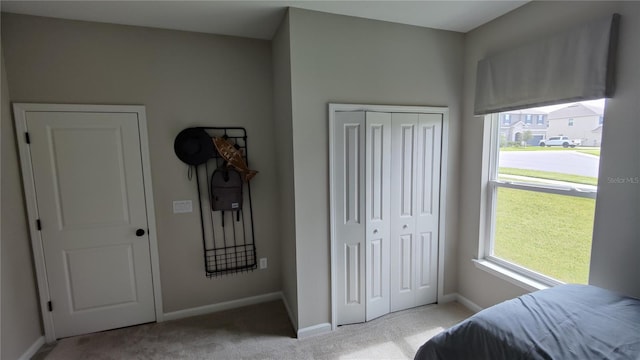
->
<box><xmin>499</xmin><ymin>174</ymin><xmax>597</xmax><ymax>191</ymax></box>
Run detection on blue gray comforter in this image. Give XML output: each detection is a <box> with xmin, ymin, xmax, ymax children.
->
<box><xmin>415</xmin><ymin>284</ymin><xmax>640</xmax><ymax>360</ymax></box>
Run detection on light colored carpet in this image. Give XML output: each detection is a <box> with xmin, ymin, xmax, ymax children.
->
<box><xmin>34</xmin><ymin>300</ymin><xmax>472</xmax><ymax>360</ymax></box>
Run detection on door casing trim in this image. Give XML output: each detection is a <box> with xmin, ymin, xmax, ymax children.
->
<box><xmin>13</xmin><ymin>103</ymin><xmax>163</xmax><ymax>343</ymax></box>
<box><xmin>328</xmin><ymin>103</ymin><xmax>449</xmax><ymax>330</ymax></box>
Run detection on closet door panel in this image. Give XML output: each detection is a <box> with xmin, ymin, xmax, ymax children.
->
<box><xmin>365</xmin><ymin>111</ymin><xmax>391</xmax><ymax>321</ymax></box>
<box><xmin>414</xmin><ymin>114</ymin><xmax>442</xmax><ymax>305</ymax></box>
<box><xmin>400</xmin><ymin>234</ymin><xmax>413</xmax><ymax>290</ymax></box>
<box><xmin>390</xmin><ymin>113</ymin><xmax>418</xmax><ymax>312</ymax></box>
<box><xmin>417</xmin><ymin>232</ymin><xmax>434</xmax><ymax>288</ymax></box>
<box><xmin>334</xmin><ymin>111</ymin><xmax>366</xmax><ymax>325</ymax></box>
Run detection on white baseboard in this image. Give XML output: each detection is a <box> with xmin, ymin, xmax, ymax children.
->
<box><xmin>455</xmin><ymin>293</ymin><xmax>483</xmax><ymax>313</ymax></box>
<box><xmin>163</xmin><ymin>291</ymin><xmax>282</xmax><ymax>321</ymax></box>
<box><xmin>18</xmin><ymin>336</ymin><xmax>45</xmax><ymax>360</ymax></box>
<box><xmin>438</xmin><ymin>293</ymin><xmax>458</xmax><ymax>304</ymax></box>
<box><xmin>297</xmin><ymin>322</ymin><xmax>331</xmax><ymax>339</ymax></box>
<box><xmin>280</xmin><ymin>292</ymin><xmax>298</xmax><ymax>332</ymax></box>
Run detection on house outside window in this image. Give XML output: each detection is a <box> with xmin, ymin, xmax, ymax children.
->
<box><xmin>485</xmin><ymin>100</ymin><xmax>603</xmax><ymax>286</ymax></box>
<box><xmin>547</xmin><ymin>104</ymin><xmax>604</xmax><ymax>146</ymax></box>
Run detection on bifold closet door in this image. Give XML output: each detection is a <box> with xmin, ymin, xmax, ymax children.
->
<box><xmin>334</xmin><ymin>110</ymin><xmax>441</xmax><ymax>325</ymax></box>
<box><xmin>334</xmin><ymin>111</ymin><xmax>392</xmax><ymax>325</ymax></box>
<box><xmin>390</xmin><ymin>113</ymin><xmax>441</xmax><ymax>312</ymax></box>
<box><xmin>364</xmin><ymin>112</ymin><xmax>391</xmax><ymax>321</ymax></box>
<box><xmin>413</xmin><ymin>114</ymin><xmax>441</xmax><ymax>307</ymax></box>
<box><xmin>334</xmin><ymin>111</ymin><xmax>366</xmax><ymax>325</ymax></box>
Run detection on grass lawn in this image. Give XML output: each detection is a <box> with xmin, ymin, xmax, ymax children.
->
<box><xmin>576</xmin><ymin>149</ymin><xmax>601</xmax><ymax>156</ymax></box>
<box><xmin>493</xmin><ymin>188</ymin><xmax>594</xmax><ymax>284</ymax></box>
<box><xmin>499</xmin><ymin>167</ymin><xmax>598</xmax><ymax>186</ymax></box>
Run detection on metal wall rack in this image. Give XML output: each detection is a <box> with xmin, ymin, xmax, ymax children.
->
<box><xmin>194</xmin><ymin>127</ymin><xmax>256</xmax><ymax>277</ymax></box>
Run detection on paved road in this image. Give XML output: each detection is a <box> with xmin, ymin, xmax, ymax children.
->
<box><xmin>499</xmin><ymin>151</ymin><xmax>599</xmax><ymax>177</ymax></box>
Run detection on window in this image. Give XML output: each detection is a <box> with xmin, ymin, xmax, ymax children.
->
<box><xmin>525</xmin><ymin>114</ymin><xmax>532</xmax><ymax>124</ymax></box>
<box><xmin>503</xmin><ymin>114</ymin><xmax>511</xmax><ymax>125</ymax></box>
<box><xmin>485</xmin><ymin>100</ymin><xmax>603</xmax><ymax>286</ymax></box>
<box><xmin>537</xmin><ymin>115</ymin><xmax>544</xmax><ymax>125</ymax></box>
<box><xmin>568</xmin><ymin>118</ymin><xmax>574</xmax><ymax>126</ymax></box>
<box><xmin>599</xmin><ymin>116</ymin><xmax>604</xmax><ymax>125</ymax></box>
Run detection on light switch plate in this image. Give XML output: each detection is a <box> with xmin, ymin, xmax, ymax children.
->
<box><xmin>173</xmin><ymin>200</ymin><xmax>193</xmax><ymax>214</ymax></box>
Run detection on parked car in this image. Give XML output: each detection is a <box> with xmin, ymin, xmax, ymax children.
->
<box><xmin>539</xmin><ymin>136</ymin><xmax>581</xmax><ymax>148</ymax></box>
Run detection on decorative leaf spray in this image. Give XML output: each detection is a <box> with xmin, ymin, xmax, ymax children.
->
<box><xmin>212</xmin><ymin>137</ymin><xmax>258</xmax><ymax>182</ymax></box>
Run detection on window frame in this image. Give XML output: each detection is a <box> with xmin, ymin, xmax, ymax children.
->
<box><xmin>483</xmin><ymin>114</ymin><xmax>597</xmax><ymax>287</ymax></box>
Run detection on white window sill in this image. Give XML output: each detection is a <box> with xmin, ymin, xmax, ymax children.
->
<box><xmin>472</xmin><ymin>259</ymin><xmax>549</xmax><ymax>292</ymax></box>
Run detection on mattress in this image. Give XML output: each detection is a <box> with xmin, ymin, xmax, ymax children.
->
<box><xmin>415</xmin><ymin>284</ymin><xmax>640</xmax><ymax>360</ymax></box>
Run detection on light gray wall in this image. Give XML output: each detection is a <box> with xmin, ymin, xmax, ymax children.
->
<box><xmin>272</xmin><ymin>11</ymin><xmax>299</xmax><ymax>329</ymax></box>
<box><xmin>1</xmin><ymin>46</ymin><xmax>43</xmax><ymax>360</ymax></box>
<box><xmin>590</xmin><ymin>2</ymin><xmax>640</xmax><ymax>297</ymax></box>
<box><xmin>1</xmin><ymin>13</ymin><xmax>281</xmax><ymax>315</ymax></box>
<box><xmin>287</xmin><ymin>8</ymin><xmax>464</xmax><ymax>328</ymax></box>
<box><xmin>459</xmin><ymin>1</ymin><xmax>640</xmax><ymax>309</ymax></box>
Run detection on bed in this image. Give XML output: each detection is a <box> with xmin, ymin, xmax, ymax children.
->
<box><xmin>415</xmin><ymin>284</ymin><xmax>640</xmax><ymax>360</ymax></box>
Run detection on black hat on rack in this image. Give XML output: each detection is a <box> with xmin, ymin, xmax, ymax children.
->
<box><xmin>174</xmin><ymin>127</ymin><xmax>214</xmax><ymax>165</ymax></box>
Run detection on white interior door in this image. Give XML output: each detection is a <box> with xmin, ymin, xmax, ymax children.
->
<box><xmin>25</xmin><ymin>111</ymin><xmax>156</xmax><ymax>338</ymax></box>
<box><xmin>334</xmin><ymin>111</ymin><xmax>366</xmax><ymax>325</ymax></box>
<box><xmin>365</xmin><ymin>112</ymin><xmax>391</xmax><ymax>321</ymax></box>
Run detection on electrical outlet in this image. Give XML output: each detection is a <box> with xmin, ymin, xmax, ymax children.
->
<box><xmin>259</xmin><ymin>257</ymin><xmax>267</xmax><ymax>269</ymax></box>
<box><xmin>173</xmin><ymin>200</ymin><xmax>193</xmax><ymax>214</ymax></box>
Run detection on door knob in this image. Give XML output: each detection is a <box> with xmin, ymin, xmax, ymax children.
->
<box><xmin>373</xmin><ymin>229</ymin><xmax>378</xmax><ymax>234</ymax></box>
<box><xmin>403</xmin><ymin>224</ymin><xmax>408</xmax><ymax>229</ymax></box>
<box><xmin>136</xmin><ymin>229</ymin><xmax>146</xmax><ymax>237</ymax></box>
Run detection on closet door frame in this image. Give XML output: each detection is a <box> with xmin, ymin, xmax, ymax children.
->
<box><xmin>329</xmin><ymin>103</ymin><xmax>450</xmax><ymax>330</ymax></box>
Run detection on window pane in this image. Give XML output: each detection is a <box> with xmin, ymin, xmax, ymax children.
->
<box><xmin>490</xmin><ymin>99</ymin><xmax>604</xmax><ymax>285</ymax></box>
<box><xmin>497</xmin><ymin>99</ymin><xmax>604</xmax><ymax>187</ymax></box>
<box><xmin>493</xmin><ymin>187</ymin><xmax>594</xmax><ymax>284</ymax></box>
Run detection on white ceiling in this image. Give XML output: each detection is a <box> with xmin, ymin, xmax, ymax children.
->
<box><xmin>0</xmin><ymin>1</ymin><xmax>529</xmax><ymax>40</ymax></box>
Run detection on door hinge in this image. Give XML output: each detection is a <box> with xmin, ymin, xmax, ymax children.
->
<box><xmin>25</xmin><ymin>132</ymin><xmax>31</xmax><ymax>144</ymax></box>
<box><xmin>48</xmin><ymin>301</ymin><xmax>53</xmax><ymax>312</ymax></box>
<box><xmin>36</xmin><ymin>219</ymin><xmax>42</xmax><ymax>230</ymax></box>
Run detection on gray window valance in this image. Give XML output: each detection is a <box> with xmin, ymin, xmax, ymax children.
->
<box><xmin>474</xmin><ymin>14</ymin><xmax>620</xmax><ymax>115</ymax></box>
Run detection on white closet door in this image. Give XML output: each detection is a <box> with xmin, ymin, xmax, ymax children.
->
<box><xmin>390</xmin><ymin>113</ymin><xmax>419</xmax><ymax>312</ymax></box>
<box><xmin>334</xmin><ymin>111</ymin><xmax>366</xmax><ymax>325</ymax></box>
<box><xmin>414</xmin><ymin>114</ymin><xmax>442</xmax><ymax>306</ymax></box>
<box><xmin>333</xmin><ymin>108</ymin><xmax>443</xmax><ymax>325</ymax></box>
<box><xmin>365</xmin><ymin>112</ymin><xmax>391</xmax><ymax>321</ymax></box>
